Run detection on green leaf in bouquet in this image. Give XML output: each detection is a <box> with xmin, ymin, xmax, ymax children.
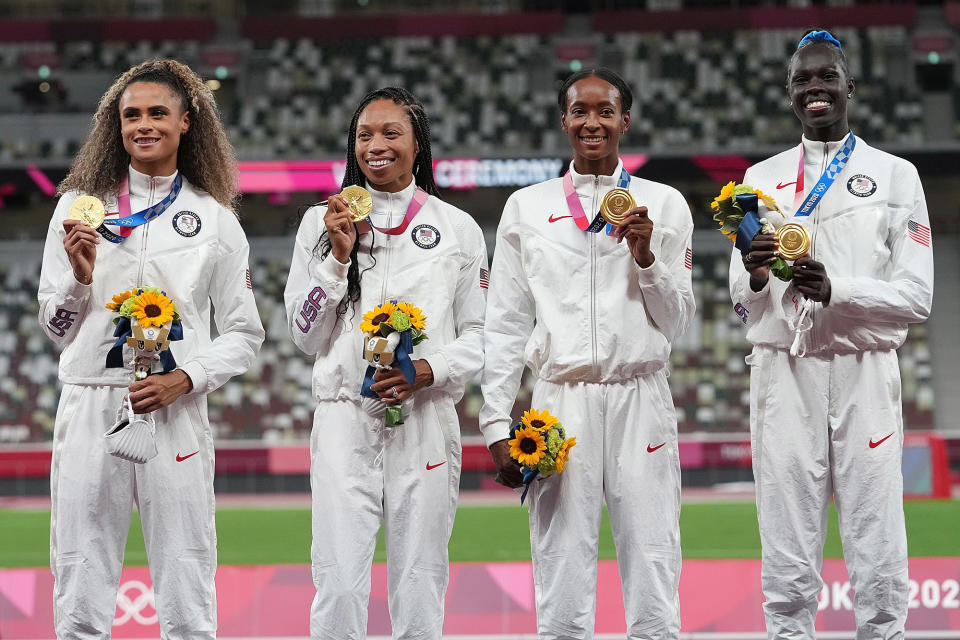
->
<box><xmin>721</xmin><ymin>217</ymin><xmax>743</xmax><ymax>234</ymax></box>
<box><xmin>411</xmin><ymin>330</ymin><xmax>429</xmax><ymax>346</ymax></box>
<box><xmin>770</xmin><ymin>258</ymin><xmax>794</xmax><ymax>282</ymax></box>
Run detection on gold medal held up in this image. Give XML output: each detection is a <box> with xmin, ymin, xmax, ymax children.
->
<box><xmin>339</xmin><ymin>186</ymin><xmax>373</xmax><ymax>222</ymax></box>
<box><xmin>600</xmin><ymin>188</ymin><xmax>636</xmax><ymax>225</ymax></box>
<box><xmin>69</xmin><ymin>195</ymin><xmax>106</xmax><ymax>229</ymax></box>
<box><xmin>776</xmin><ymin>223</ymin><xmax>811</xmax><ymax>260</ymax></box>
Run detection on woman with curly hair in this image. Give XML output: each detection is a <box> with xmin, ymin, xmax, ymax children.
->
<box><xmin>284</xmin><ymin>87</ymin><xmax>487</xmax><ymax>638</ymax></box>
<box><xmin>39</xmin><ymin>59</ymin><xmax>264</xmax><ymax>638</ymax></box>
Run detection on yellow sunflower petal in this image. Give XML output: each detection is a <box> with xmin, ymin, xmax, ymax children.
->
<box><xmin>521</xmin><ymin>408</ymin><xmax>558</xmax><ymax>432</ymax></box>
<box><xmin>508</xmin><ymin>426</ymin><xmax>547</xmax><ymax>467</ymax></box>
<box><xmin>131</xmin><ymin>291</ymin><xmax>176</xmax><ymax>329</ymax></box>
<box><xmin>555</xmin><ymin>436</ymin><xmax>576</xmax><ymax>473</ymax></box>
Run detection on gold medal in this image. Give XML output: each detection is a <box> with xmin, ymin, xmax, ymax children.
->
<box><xmin>599</xmin><ymin>188</ymin><xmax>636</xmax><ymax>225</ymax></box>
<box><xmin>69</xmin><ymin>195</ymin><xmax>106</xmax><ymax>228</ymax></box>
<box><xmin>777</xmin><ymin>223</ymin><xmax>811</xmax><ymax>260</ymax></box>
<box><xmin>340</xmin><ymin>185</ymin><xmax>373</xmax><ymax>222</ymax></box>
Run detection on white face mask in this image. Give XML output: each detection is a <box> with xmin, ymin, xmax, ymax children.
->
<box><xmin>104</xmin><ymin>395</ymin><xmax>158</xmax><ymax>464</ymax></box>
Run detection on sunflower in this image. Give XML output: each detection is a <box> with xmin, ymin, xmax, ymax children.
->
<box><xmin>105</xmin><ymin>288</ymin><xmax>138</xmax><ymax>311</ymax></box>
<box><xmin>521</xmin><ymin>408</ymin><xmax>557</xmax><ymax>432</ymax></box>
<box><xmin>554</xmin><ymin>436</ymin><xmax>577</xmax><ymax>474</ymax></box>
<box><xmin>396</xmin><ymin>302</ymin><xmax>426</xmax><ymax>331</ymax></box>
<box><xmin>754</xmin><ymin>188</ymin><xmax>780</xmax><ymax>213</ymax></box>
<box><xmin>508</xmin><ymin>425</ymin><xmax>547</xmax><ymax>467</ymax></box>
<box><xmin>131</xmin><ymin>290</ymin><xmax>176</xmax><ymax>328</ymax></box>
<box><xmin>360</xmin><ymin>301</ymin><xmax>397</xmax><ymax>334</ymax></box>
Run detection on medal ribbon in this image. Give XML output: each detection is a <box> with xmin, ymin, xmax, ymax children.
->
<box><xmin>562</xmin><ymin>167</ymin><xmax>631</xmax><ymax>235</ymax></box>
<box><xmin>97</xmin><ymin>173</ymin><xmax>183</xmax><ymax>244</ymax></box>
<box><xmin>356</xmin><ymin>187</ymin><xmax>430</xmax><ymax>236</ymax></box>
<box><xmin>793</xmin><ymin>132</ymin><xmax>855</xmax><ymax>217</ymax></box>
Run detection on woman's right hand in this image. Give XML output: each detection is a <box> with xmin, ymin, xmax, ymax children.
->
<box><xmin>741</xmin><ymin>232</ymin><xmax>778</xmax><ymax>292</ymax></box>
<box><xmin>324</xmin><ymin>195</ymin><xmax>357</xmax><ymax>264</ymax></box>
<box><xmin>62</xmin><ymin>219</ymin><xmax>99</xmax><ymax>285</ymax></box>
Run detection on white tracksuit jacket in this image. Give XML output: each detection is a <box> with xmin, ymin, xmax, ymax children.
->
<box><xmin>38</xmin><ymin>166</ymin><xmax>264</xmax><ymax>640</ymax></box>
<box><xmin>481</xmin><ymin>159</ymin><xmax>695</xmax><ymax>640</ymax></box>
<box><xmin>284</xmin><ymin>179</ymin><xmax>487</xmax><ymax>640</ymax></box>
<box><xmin>729</xmin><ymin>135</ymin><xmax>933</xmax><ymax>639</ymax></box>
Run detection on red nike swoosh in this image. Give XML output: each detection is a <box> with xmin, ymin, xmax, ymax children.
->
<box><xmin>426</xmin><ymin>461</ymin><xmax>447</xmax><ymax>470</ymax></box>
<box><xmin>869</xmin><ymin>433</ymin><xmax>894</xmax><ymax>449</ymax></box>
<box><xmin>776</xmin><ymin>181</ymin><xmax>797</xmax><ymax>189</ymax></box>
<box><xmin>548</xmin><ymin>214</ymin><xmax>573</xmax><ymax>223</ymax></box>
<box><xmin>176</xmin><ymin>451</ymin><xmax>199</xmax><ymax>462</ymax></box>
<box><xmin>646</xmin><ymin>443</ymin><xmax>666</xmax><ymax>453</ymax></box>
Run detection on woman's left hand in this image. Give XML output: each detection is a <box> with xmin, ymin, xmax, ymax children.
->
<box><xmin>370</xmin><ymin>359</ymin><xmax>434</xmax><ymax>404</ymax></box>
<box><xmin>615</xmin><ymin>207</ymin><xmax>655</xmax><ymax>268</ymax></box>
<box><xmin>792</xmin><ymin>257</ymin><xmax>832</xmax><ymax>304</ymax></box>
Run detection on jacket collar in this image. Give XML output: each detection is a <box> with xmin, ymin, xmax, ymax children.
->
<box><xmin>800</xmin><ymin>132</ymin><xmax>851</xmax><ymax>168</ymax></box>
<box><xmin>128</xmin><ymin>165</ymin><xmax>178</xmax><ymax>201</ymax></box>
<box><xmin>568</xmin><ymin>158</ymin><xmax>625</xmax><ymax>193</ymax></box>
<box><xmin>369</xmin><ymin>179</ymin><xmax>418</xmax><ymax>225</ymax></box>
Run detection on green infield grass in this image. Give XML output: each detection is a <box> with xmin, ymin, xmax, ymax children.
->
<box><xmin>2</xmin><ymin>500</ymin><xmax>958</xmax><ymax>569</ymax></box>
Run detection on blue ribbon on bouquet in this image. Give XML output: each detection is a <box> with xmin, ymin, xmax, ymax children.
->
<box><xmin>105</xmin><ymin>318</ymin><xmax>183</xmax><ymax>372</ymax></box>
<box><xmin>359</xmin><ymin>330</ymin><xmax>417</xmax><ymax>399</ymax></box>
<box><xmin>733</xmin><ymin>193</ymin><xmax>763</xmax><ymax>255</ymax></box>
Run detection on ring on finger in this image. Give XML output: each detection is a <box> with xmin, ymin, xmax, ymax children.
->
<box><xmin>391</xmin><ymin>386</ymin><xmax>399</xmax><ymax>398</ymax></box>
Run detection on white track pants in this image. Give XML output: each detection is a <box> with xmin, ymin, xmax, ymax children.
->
<box><xmin>309</xmin><ymin>390</ymin><xmax>461</xmax><ymax>640</ymax></box>
<box><xmin>50</xmin><ymin>384</ymin><xmax>216</xmax><ymax>640</ymax></box>
<box><xmin>526</xmin><ymin>375</ymin><xmax>681</xmax><ymax>640</ymax></box>
<box><xmin>749</xmin><ymin>347</ymin><xmax>908</xmax><ymax>639</ymax></box>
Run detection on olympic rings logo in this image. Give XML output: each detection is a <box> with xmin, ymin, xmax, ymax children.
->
<box><xmin>114</xmin><ymin>580</ymin><xmax>158</xmax><ymax>626</ymax></box>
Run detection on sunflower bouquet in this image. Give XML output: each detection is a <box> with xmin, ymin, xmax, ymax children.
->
<box><xmin>711</xmin><ymin>181</ymin><xmax>795</xmax><ymax>281</ymax></box>
<box><xmin>359</xmin><ymin>300</ymin><xmax>428</xmax><ymax>427</ymax></box>
<box><xmin>508</xmin><ymin>408</ymin><xmax>576</xmax><ymax>503</ymax></box>
<box><xmin>105</xmin><ymin>286</ymin><xmax>183</xmax><ymax>380</ymax></box>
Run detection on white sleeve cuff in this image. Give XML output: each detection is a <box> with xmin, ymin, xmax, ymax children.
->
<box><xmin>58</xmin><ymin>269</ymin><xmax>93</xmax><ymax>300</ymax></box>
<box><xmin>179</xmin><ymin>361</ymin><xmax>208</xmax><ymax>396</ymax></box>
<box><xmin>634</xmin><ymin>256</ymin><xmax>667</xmax><ymax>286</ymax></box>
<box><xmin>480</xmin><ymin>419</ymin><xmax>512</xmax><ymax>449</ymax></box>
<box><xmin>423</xmin><ymin>352</ymin><xmax>451</xmax><ymax>389</ymax></box>
<box><xmin>828</xmin><ymin>277</ymin><xmax>852</xmax><ymax>307</ymax></box>
<box><xmin>313</xmin><ymin>254</ymin><xmax>351</xmax><ymax>282</ymax></box>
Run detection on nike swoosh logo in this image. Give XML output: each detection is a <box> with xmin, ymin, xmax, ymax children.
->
<box><xmin>426</xmin><ymin>461</ymin><xmax>447</xmax><ymax>470</ymax></box>
<box><xmin>176</xmin><ymin>451</ymin><xmax>199</xmax><ymax>462</ymax></box>
<box><xmin>776</xmin><ymin>181</ymin><xmax>797</xmax><ymax>189</ymax></box>
<box><xmin>646</xmin><ymin>443</ymin><xmax>666</xmax><ymax>453</ymax></box>
<box><xmin>548</xmin><ymin>214</ymin><xmax>573</xmax><ymax>223</ymax></box>
<box><xmin>869</xmin><ymin>433</ymin><xmax>894</xmax><ymax>449</ymax></box>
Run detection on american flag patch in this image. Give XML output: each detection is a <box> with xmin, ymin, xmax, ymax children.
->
<box><xmin>684</xmin><ymin>247</ymin><xmax>693</xmax><ymax>270</ymax></box>
<box><xmin>479</xmin><ymin>267</ymin><xmax>489</xmax><ymax>289</ymax></box>
<box><xmin>245</xmin><ymin>268</ymin><xmax>253</xmax><ymax>290</ymax></box>
<box><xmin>907</xmin><ymin>219</ymin><xmax>930</xmax><ymax>247</ymax></box>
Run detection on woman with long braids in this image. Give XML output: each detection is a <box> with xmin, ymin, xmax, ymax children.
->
<box><xmin>284</xmin><ymin>87</ymin><xmax>487</xmax><ymax>639</ymax></box>
<box><xmin>38</xmin><ymin>59</ymin><xmax>263</xmax><ymax>638</ymax></box>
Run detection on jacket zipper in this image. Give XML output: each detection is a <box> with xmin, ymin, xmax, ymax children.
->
<box><xmin>137</xmin><ymin>176</ymin><xmax>156</xmax><ymax>287</ymax></box>
<box><xmin>379</xmin><ymin>193</ymin><xmax>394</xmax><ymax>304</ymax></box>
<box><xmin>590</xmin><ymin>176</ymin><xmax>599</xmax><ymax>375</ymax></box>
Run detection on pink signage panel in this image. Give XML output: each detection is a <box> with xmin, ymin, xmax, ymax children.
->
<box><xmin>3</xmin><ymin>558</ymin><xmax>959</xmax><ymax>637</ymax></box>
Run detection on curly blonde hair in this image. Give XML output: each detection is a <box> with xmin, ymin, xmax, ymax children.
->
<box><xmin>57</xmin><ymin>59</ymin><xmax>238</xmax><ymax>210</ymax></box>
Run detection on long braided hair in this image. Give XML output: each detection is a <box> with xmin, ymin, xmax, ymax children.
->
<box><xmin>316</xmin><ymin>87</ymin><xmax>440</xmax><ymax>322</ymax></box>
<box><xmin>58</xmin><ymin>59</ymin><xmax>238</xmax><ymax>210</ymax></box>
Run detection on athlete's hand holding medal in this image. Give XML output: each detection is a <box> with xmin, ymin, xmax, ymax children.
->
<box><xmin>603</xmin><ymin>189</ymin><xmax>656</xmax><ymax>268</ymax></box>
<box><xmin>64</xmin><ymin>196</ymin><xmax>106</xmax><ymax>285</ymax></box>
<box><xmin>323</xmin><ymin>185</ymin><xmax>372</xmax><ymax>262</ymax></box>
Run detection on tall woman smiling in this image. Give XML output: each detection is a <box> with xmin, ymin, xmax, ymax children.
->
<box><xmin>284</xmin><ymin>87</ymin><xmax>487</xmax><ymax>639</ymax></box>
<box><xmin>39</xmin><ymin>59</ymin><xmax>263</xmax><ymax>639</ymax></box>
<box><xmin>730</xmin><ymin>30</ymin><xmax>933</xmax><ymax>638</ymax></box>
<box><xmin>481</xmin><ymin>68</ymin><xmax>695</xmax><ymax>639</ymax></box>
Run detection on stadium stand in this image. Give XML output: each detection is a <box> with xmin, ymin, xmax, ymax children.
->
<box><xmin>0</xmin><ymin>23</ymin><xmax>929</xmax><ymax>160</ymax></box>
